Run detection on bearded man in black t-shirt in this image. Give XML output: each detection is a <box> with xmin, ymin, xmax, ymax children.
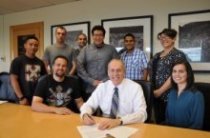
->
<box><xmin>32</xmin><ymin>55</ymin><xmax>84</xmax><ymax>115</ymax></box>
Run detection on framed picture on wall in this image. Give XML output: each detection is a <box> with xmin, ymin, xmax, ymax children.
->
<box><xmin>101</xmin><ymin>15</ymin><xmax>153</xmax><ymax>59</ymax></box>
<box><xmin>51</xmin><ymin>21</ymin><xmax>90</xmax><ymax>47</ymax></box>
<box><xmin>169</xmin><ymin>9</ymin><xmax>210</xmax><ymax>73</ymax></box>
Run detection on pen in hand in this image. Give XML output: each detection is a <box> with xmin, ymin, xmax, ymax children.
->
<box><xmin>83</xmin><ymin>113</ymin><xmax>95</xmax><ymax>125</ymax></box>
<box><xmin>86</xmin><ymin>114</ymin><xmax>94</xmax><ymax>120</ymax></box>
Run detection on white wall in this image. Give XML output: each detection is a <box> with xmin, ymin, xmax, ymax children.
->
<box><xmin>0</xmin><ymin>15</ymin><xmax>3</xmax><ymax>57</ymax></box>
<box><xmin>0</xmin><ymin>16</ymin><xmax>4</xmax><ymax>60</ymax></box>
<box><xmin>0</xmin><ymin>0</ymin><xmax>210</xmax><ymax>82</ymax></box>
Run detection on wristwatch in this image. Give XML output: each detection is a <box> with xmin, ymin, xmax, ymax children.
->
<box><xmin>18</xmin><ymin>96</ymin><xmax>25</xmax><ymax>101</ymax></box>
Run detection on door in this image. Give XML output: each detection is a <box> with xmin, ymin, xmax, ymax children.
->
<box><xmin>10</xmin><ymin>22</ymin><xmax>44</xmax><ymax>60</ymax></box>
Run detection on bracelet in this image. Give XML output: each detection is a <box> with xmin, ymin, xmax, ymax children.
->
<box><xmin>18</xmin><ymin>96</ymin><xmax>25</xmax><ymax>101</ymax></box>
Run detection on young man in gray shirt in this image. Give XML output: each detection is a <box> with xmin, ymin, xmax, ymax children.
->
<box><xmin>77</xmin><ymin>25</ymin><xmax>119</xmax><ymax>101</ymax></box>
<box><xmin>43</xmin><ymin>26</ymin><xmax>76</xmax><ymax>76</ymax></box>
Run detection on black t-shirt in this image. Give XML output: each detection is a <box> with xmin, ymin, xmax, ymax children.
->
<box><xmin>10</xmin><ymin>55</ymin><xmax>47</xmax><ymax>102</ymax></box>
<box><xmin>34</xmin><ymin>75</ymin><xmax>81</xmax><ymax>109</ymax></box>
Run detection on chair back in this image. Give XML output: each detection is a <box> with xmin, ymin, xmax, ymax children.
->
<box><xmin>134</xmin><ymin>80</ymin><xmax>153</xmax><ymax>123</ymax></box>
<box><xmin>195</xmin><ymin>82</ymin><xmax>210</xmax><ymax>131</ymax></box>
<box><xmin>0</xmin><ymin>72</ymin><xmax>17</xmax><ymax>102</ymax></box>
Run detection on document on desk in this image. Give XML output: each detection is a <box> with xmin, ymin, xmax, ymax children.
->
<box><xmin>0</xmin><ymin>101</ymin><xmax>8</xmax><ymax>104</ymax></box>
<box><xmin>77</xmin><ymin>124</ymin><xmax>138</xmax><ymax>138</ymax></box>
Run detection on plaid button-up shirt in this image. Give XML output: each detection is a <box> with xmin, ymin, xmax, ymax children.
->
<box><xmin>121</xmin><ymin>48</ymin><xmax>148</xmax><ymax>80</ymax></box>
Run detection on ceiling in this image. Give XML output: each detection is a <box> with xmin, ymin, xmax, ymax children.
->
<box><xmin>0</xmin><ymin>0</ymin><xmax>79</xmax><ymax>15</ymax></box>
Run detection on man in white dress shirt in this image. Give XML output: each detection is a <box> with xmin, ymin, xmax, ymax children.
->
<box><xmin>80</xmin><ymin>59</ymin><xmax>147</xmax><ymax>130</ymax></box>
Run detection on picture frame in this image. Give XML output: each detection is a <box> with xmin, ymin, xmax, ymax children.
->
<box><xmin>51</xmin><ymin>21</ymin><xmax>90</xmax><ymax>47</ymax></box>
<box><xmin>101</xmin><ymin>15</ymin><xmax>153</xmax><ymax>59</ymax></box>
<box><xmin>169</xmin><ymin>9</ymin><xmax>210</xmax><ymax>73</ymax></box>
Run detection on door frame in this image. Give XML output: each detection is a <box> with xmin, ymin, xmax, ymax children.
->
<box><xmin>10</xmin><ymin>22</ymin><xmax>44</xmax><ymax>60</ymax></box>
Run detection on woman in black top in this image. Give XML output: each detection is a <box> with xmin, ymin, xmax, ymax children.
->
<box><xmin>148</xmin><ymin>28</ymin><xmax>186</xmax><ymax>123</ymax></box>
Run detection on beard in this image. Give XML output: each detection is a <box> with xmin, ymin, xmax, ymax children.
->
<box><xmin>55</xmin><ymin>72</ymin><xmax>65</xmax><ymax>78</ymax></box>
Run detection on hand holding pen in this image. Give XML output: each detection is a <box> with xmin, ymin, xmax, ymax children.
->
<box><xmin>82</xmin><ymin>113</ymin><xmax>96</xmax><ymax>125</ymax></box>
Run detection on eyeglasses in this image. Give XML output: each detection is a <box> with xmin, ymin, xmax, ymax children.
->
<box><xmin>158</xmin><ymin>35</ymin><xmax>172</xmax><ymax>40</ymax></box>
<box><xmin>93</xmin><ymin>33</ymin><xmax>104</xmax><ymax>37</ymax></box>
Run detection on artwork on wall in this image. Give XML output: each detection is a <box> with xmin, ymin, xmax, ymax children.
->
<box><xmin>51</xmin><ymin>21</ymin><xmax>90</xmax><ymax>48</ymax></box>
<box><xmin>101</xmin><ymin>15</ymin><xmax>153</xmax><ymax>59</ymax></box>
<box><xmin>169</xmin><ymin>9</ymin><xmax>210</xmax><ymax>73</ymax></box>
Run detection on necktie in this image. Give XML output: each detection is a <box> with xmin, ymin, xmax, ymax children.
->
<box><xmin>110</xmin><ymin>87</ymin><xmax>119</xmax><ymax>119</ymax></box>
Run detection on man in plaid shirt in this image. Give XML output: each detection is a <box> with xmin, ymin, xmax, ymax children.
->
<box><xmin>120</xmin><ymin>33</ymin><xmax>148</xmax><ymax>80</ymax></box>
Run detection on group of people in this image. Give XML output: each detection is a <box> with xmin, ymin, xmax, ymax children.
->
<box><xmin>9</xmin><ymin>25</ymin><xmax>204</xmax><ymax>130</ymax></box>
<box><xmin>149</xmin><ymin>29</ymin><xmax>204</xmax><ymax>129</ymax></box>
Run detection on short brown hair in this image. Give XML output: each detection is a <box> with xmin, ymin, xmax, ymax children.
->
<box><xmin>158</xmin><ymin>28</ymin><xmax>177</xmax><ymax>39</ymax></box>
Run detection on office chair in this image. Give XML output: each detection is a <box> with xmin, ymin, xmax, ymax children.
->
<box><xmin>195</xmin><ymin>82</ymin><xmax>210</xmax><ymax>131</ymax></box>
<box><xmin>0</xmin><ymin>72</ymin><xmax>17</xmax><ymax>102</ymax></box>
<box><xmin>134</xmin><ymin>80</ymin><xmax>153</xmax><ymax>123</ymax></box>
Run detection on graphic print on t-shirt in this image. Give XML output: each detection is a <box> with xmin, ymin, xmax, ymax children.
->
<box><xmin>48</xmin><ymin>85</ymin><xmax>72</xmax><ymax>106</ymax></box>
<box><xmin>25</xmin><ymin>64</ymin><xmax>41</xmax><ymax>82</ymax></box>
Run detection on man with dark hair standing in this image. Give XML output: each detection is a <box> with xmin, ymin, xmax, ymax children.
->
<box><xmin>10</xmin><ymin>36</ymin><xmax>47</xmax><ymax>105</ymax></box>
<box><xmin>121</xmin><ymin>33</ymin><xmax>148</xmax><ymax>80</ymax></box>
<box><xmin>32</xmin><ymin>55</ymin><xmax>83</xmax><ymax>114</ymax></box>
<box><xmin>77</xmin><ymin>25</ymin><xmax>119</xmax><ymax>101</ymax></box>
<box><xmin>43</xmin><ymin>26</ymin><xmax>76</xmax><ymax>75</ymax></box>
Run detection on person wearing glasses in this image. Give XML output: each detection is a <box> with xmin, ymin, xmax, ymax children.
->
<box><xmin>148</xmin><ymin>28</ymin><xmax>187</xmax><ymax>123</ymax></box>
<box><xmin>77</xmin><ymin>25</ymin><xmax>119</xmax><ymax>101</ymax></box>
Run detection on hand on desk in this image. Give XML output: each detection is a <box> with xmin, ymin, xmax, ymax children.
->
<box><xmin>98</xmin><ymin>118</ymin><xmax>121</xmax><ymax>130</ymax></box>
<box><xmin>19</xmin><ymin>98</ymin><xmax>29</xmax><ymax>105</ymax></box>
<box><xmin>82</xmin><ymin>114</ymin><xmax>96</xmax><ymax>125</ymax></box>
<box><xmin>54</xmin><ymin>107</ymin><xmax>73</xmax><ymax>115</ymax></box>
<box><xmin>82</xmin><ymin>114</ymin><xmax>121</xmax><ymax>130</ymax></box>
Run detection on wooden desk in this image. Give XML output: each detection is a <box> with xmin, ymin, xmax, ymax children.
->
<box><xmin>0</xmin><ymin>103</ymin><xmax>209</xmax><ymax>138</ymax></box>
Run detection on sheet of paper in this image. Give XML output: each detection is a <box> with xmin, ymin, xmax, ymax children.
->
<box><xmin>77</xmin><ymin>124</ymin><xmax>138</xmax><ymax>138</ymax></box>
<box><xmin>0</xmin><ymin>101</ymin><xmax>8</xmax><ymax>104</ymax></box>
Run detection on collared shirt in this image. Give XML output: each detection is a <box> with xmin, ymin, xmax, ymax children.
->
<box><xmin>77</xmin><ymin>43</ymin><xmax>119</xmax><ymax>93</ymax></box>
<box><xmin>121</xmin><ymin>48</ymin><xmax>148</xmax><ymax>80</ymax></box>
<box><xmin>80</xmin><ymin>79</ymin><xmax>147</xmax><ymax>124</ymax></box>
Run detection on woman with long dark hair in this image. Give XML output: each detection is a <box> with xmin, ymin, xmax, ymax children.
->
<box><xmin>165</xmin><ymin>60</ymin><xmax>204</xmax><ymax>129</ymax></box>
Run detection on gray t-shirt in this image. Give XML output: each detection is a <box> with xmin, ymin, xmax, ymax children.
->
<box><xmin>43</xmin><ymin>44</ymin><xmax>75</xmax><ymax>73</ymax></box>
